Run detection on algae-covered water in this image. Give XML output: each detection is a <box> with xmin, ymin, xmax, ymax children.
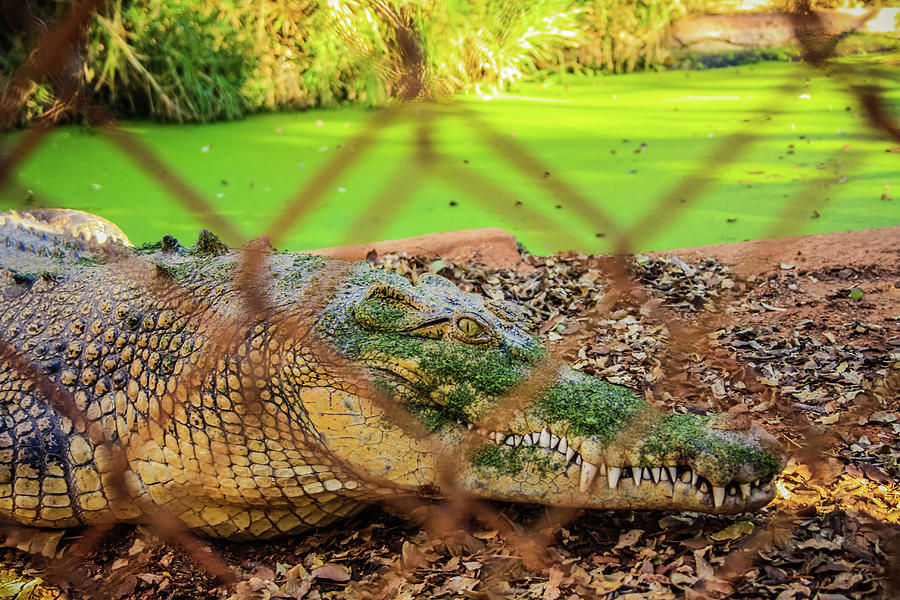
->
<box><xmin>2</xmin><ymin>62</ymin><xmax>898</xmax><ymax>254</ymax></box>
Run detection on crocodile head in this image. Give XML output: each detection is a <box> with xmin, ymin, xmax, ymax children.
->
<box><xmin>312</xmin><ymin>265</ymin><xmax>786</xmax><ymax>514</ymax></box>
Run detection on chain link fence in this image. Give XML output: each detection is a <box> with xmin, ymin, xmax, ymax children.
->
<box><xmin>0</xmin><ymin>1</ymin><xmax>898</xmax><ymax>599</ymax></box>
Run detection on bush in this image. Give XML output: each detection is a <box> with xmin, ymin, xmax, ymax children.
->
<box><xmin>88</xmin><ymin>0</ymin><xmax>253</xmax><ymax>121</ymax></box>
<box><xmin>415</xmin><ymin>0</ymin><xmax>582</xmax><ymax>96</ymax></box>
<box><xmin>569</xmin><ymin>0</ymin><xmax>685</xmax><ymax>74</ymax></box>
<box><xmin>15</xmin><ymin>0</ymin><xmax>879</xmax><ymax>125</ymax></box>
<box><xmin>0</xmin><ymin>0</ymin><xmax>68</xmax><ymax>127</ymax></box>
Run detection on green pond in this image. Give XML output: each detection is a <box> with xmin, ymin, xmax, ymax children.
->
<box><xmin>2</xmin><ymin>61</ymin><xmax>898</xmax><ymax>254</ymax></box>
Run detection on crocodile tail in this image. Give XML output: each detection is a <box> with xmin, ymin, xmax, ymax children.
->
<box><xmin>0</xmin><ymin>209</ymin><xmax>133</xmax><ymax>263</ymax></box>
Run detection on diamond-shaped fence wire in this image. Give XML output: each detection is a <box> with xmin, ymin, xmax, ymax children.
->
<box><xmin>0</xmin><ymin>2</ymin><xmax>898</xmax><ymax>598</ymax></box>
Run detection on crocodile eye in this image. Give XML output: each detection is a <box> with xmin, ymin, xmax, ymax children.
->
<box><xmin>457</xmin><ymin>317</ymin><xmax>484</xmax><ymax>338</ymax></box>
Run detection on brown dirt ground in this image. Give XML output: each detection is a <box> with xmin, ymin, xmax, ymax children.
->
<box><xmin>304</xmin><ymin>227</ymin><xmax>527</xmax><ymax>271</ymax></box>
<box><xmin>2</xmin><ymin>226</ymin><xmax>898</xmax><ymax>600</ymax></box>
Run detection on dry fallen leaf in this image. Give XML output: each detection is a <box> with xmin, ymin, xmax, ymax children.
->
<box><xmin>401</xmin><ymin>541</ymin><xmax>427</xmax><ymax>570</ymax></box>
<box><xmin>472</xmin><ymin>530</ymin><xmax>499</xmax><ymax>540</ymax></box>
<box><xmin>127</xmin><ymin>538</ymin><xmax>147</xmax><ymax>556</ymax></box>
<box><xmin>693</xmin><ymin>549</ymin><xmax>714</xmax><ymax>581</ymax></box>
<box><xmin>112</xmin><ymin>575</ymin><xmax>137</xmax><ymax>600</ymax></box>
<box><xmin>614</xmin><ymin>528</ymin><xmax>644</xmax><ymax>549</ymax></box>
<box><xmin>311</xmin><ymin>563</ymin><xmax>351</xmax><ymax>582</ymax></box>
<box><xmin>444</xmin><ymin>576</ymin><xmax>477</xmax><ymax>593</ymax></box>
<box><xmin>283</xmin><ymin>563</ymin><xmax>312</xmax><ymax>600</ymax></box>
<box><xmin>797</xmin><ymin>537</ymin><xmax>842</xmax><ymax>551</ymax></box>
<box><xmin>543</xmin><ymin>567</ymin><xmax>564</xmax><ymax>600</ymax></box>
<box><xmin>229</xmin><ymin>577</ymin><xmax>280</xmax><ymax>600</ymax></box>
<box><xmin>590</xmin><ymin>579</ymin><xmax>624</xmax><ymax>594</ymax></box>
<box><xmin>708</xmin><ymin>521</ymin><xmax>754</xmax><ymax>542</ymax></box>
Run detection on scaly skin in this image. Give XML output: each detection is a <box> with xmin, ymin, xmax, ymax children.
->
<box><xmin>0</xmin><ymin>210</ymin><xmax>786</xmax><ymax>540</ymax></box>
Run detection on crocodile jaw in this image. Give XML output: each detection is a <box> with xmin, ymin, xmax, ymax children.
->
<box><xmin>454</xmin><ymin>439</ymin><xmax>779</xmax><ymax>514</ymax></box>
<box><xmin>440</xmin><ymin>367</ymin><xmax>786</xmax><ymax>514</ymax></box>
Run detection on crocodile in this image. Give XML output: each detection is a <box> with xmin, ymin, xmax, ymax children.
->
<box><xmin>0</xmin><ymin>209</ymin><xmax>786</xmax><ymax>540</ymax></box>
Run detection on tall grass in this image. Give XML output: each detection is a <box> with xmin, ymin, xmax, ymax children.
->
<box><xmin>415</xmin><ymin>0</ymin><xmax>583</xmax><ymax>96</ymax></box>
<box><xmin>87</xmin><ymin>0</ymin><xmax>252</xmax><ymax>122</ymax></box>
<box><xmin>0</xmin><ymin>0</ymin><xmax>743</xmax><ymax>125</ymax></box>
<box><xmin>571</xmin><ymin>0</ymin><xmax>685</xmax><ymax>74</ymax></box>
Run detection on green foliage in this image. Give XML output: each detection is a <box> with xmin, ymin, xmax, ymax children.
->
<box><xmin>572</xmin><ymin>0</ymin><xmax>689</xmax><ymax>73</ymax></box>
<box><xmin>241</xmin><ymin>0</ymin><xmax>400</xmax><ymax>110</ymax></box>
<box><xmin>87</xmin><ymin>0</ymin><xmax>253</xmax><ymax>121</ymax></box>
<box><xmin>0</xmin><ymin>0</ymin><xmax>65</xmax><ymax>126</ymax></box>
<box><xmin>414</xmin><ymin>0</ymin><xmax>583</xmax><ymax>95</ymax></box>
<box><xmin>15</xmin><ymin>0</ymin><xmax>892</xmax><ymax>124</ymax></box>
<box><xmin>2</xmin><ymin>0</ymin><xmax>693</xmax><ymax>123</ymax></box>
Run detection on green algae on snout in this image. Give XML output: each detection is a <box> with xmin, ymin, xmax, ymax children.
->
<box><xmin>640</xmin><ymin>413</ymin><xmax>782</xmax><ymax>478</ymax></box>
<box><xmin>381</xmin><ymin>341</ymin><xmax>532</xmax><ymax>429</ymax></box>
<box><xmin>353</xmin><ymin>299</ymin><xmax>413</xmax><ymax>331</ymax></box>
<box><xmin>442</xmin><ymin>384</ymin><xmax>478</xmax><ymax>420</ymax></box>
<box><xmin>74</xmin><ymin>256</ymin><xmax>105</xmax><ymax>267</ymax></box>
<box><xmin>153</xmin><ymin>256</ymin><xmax>235</xmax><ymax>283</ymax></box>
<box><xmin>321</xmin><ymin>273</ymin><xmax>544</xmax><ymax>431</ymax></box>
<box><xmin>530</xmin><ymin>375</ymin><xmax>646</xmax><ymax>444</ymax></box>
<box><xmin>418</xmin><ymin>346</ymin><xmax>527</xmax><ymax>397</ymax></box>
<box><xmin>471</xmin><ymin>444</ymin><xmax>559</xmax><ymax>477</ymax></box>
<box><xmin>278</xmin><ymin>254</ymin><xmax>329</xmax><ymax>290</ymax></box>
<box><xmin>187</xmin><ymin>230</ymin><xmax>229</xmax><ymax>256</ymax></box>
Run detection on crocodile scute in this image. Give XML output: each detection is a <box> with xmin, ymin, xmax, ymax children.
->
<box><xmin>0</xmin><ymin>209</ymin><xmax>786</xmax><ymax>539</ymax></box>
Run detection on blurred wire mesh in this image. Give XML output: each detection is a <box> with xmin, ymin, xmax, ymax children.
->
<box><xmin>0</xmin><ymin>1</ymin><xmax>898</xmax><ymax>598</ymax></box>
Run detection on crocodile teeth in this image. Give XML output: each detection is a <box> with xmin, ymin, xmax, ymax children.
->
<box><xmin>754</xmin><ymin>479</ymin><xmax>760</xmax><ymax>487</ymax></box>
<box><xmin>691</xmin><ymin>471</ymin><xmax>699</xmax><ymax>486</ymax></box>
<box><xmin>565</xmin><ymin>448</ymin><xmax>575</xmax><ymax>461</ymax></box>
<box><xmin>660</xmin><ymin>468</ymin><xmax>669</xmax><ymax>482</ymax></box>
<box><xmin>522</xmin><ymin>435</ymin><xmax>533</xmax><ymax>446</ymax></box>
<box><xmin>651</xmin><ymin>467</ymin><xmax>660</xmax><ymax>483</ymax></box>
<box><xmin>580</xmin><ymin>462</ymin><xmax>598</xmax><ymax>492</ymax></box>
<box><xmin>540</xmin><ymin>428</ymin><xmax>551</xmax><ymax>448</ymax></box>
<box><xmin>550</xmin><ymin>434</ymin><xmax>559</xmax><ymax>449</ymax></box>
<box><xmin>668</xmin><ymin>467</ymin><xmax>678</xmax><ymax>482</ymax></box>
<box><xmin>632</xmin><ymin>467</ymin><xmax>642</xmax><ymax>484</ymax></box>
<box><xmin>680</xmin><ymin>471</ymin><xmax>692</xmax><ymax>483</ymax></box>
<box><xmin>739</xmin><ymin>483</ymin><xmax>751</xmax><ymax>499</ymax></box>
<box><xmin>699</xmin><ymin>481</ymin><xmax>709</xmax><ymax>493</ymax></box>
<box><xmin>600</xmin><ymin>463</ymin><xmax>607</xmax><ymax>475</ymax></box>
<box><xmin>575</xmin><ymin>455</ymin><xmax>582</xmax><ymax>466</ymax></box>
<box><xmin>558</xmin><ymin>437</ymin><xmax>568</xmax><ymax>455</ymax></box>
<box><xmin>608</xmin><ymin>466</ymin><xmax>621</xmax><ymax>489</ymax></box>
<box><xmin>467</xmin><ymin>423</ymin><xmax>474</xmax><ymax>430</ymax></box>
<box><xmin>713</xmin><ymin>486</ymin><xmax>726</xmax><ymax>508</ymax></box>
<box><xmin>505</xmin><ymin>436</ymin><xmax>516</xmax><ymax>446</ymax></box>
